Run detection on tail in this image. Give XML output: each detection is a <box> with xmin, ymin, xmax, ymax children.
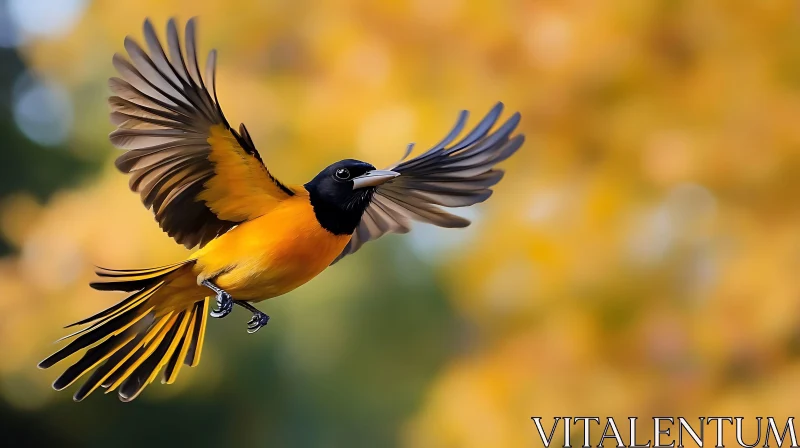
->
<box><xmin>38</xmin><ymin>260</ymin><xmax>210</xmax><ymax>402</ymax></box>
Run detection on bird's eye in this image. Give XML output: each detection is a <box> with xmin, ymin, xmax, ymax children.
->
<box><xmin>335</xmin><ymin>168</ymin><xmax>351</xmax><ymax>180</ymax></box>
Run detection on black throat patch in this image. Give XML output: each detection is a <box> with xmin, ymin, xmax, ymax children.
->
<box><xmin>305</xmin><ymin>186</ymin><xmax>374</xmax><ymax>235</ymax></box>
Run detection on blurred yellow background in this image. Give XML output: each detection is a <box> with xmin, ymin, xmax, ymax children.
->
<box><xmin>1</xmin><ymin>0</ymin><xmax>800</xmax><ymax>446</ymax></box>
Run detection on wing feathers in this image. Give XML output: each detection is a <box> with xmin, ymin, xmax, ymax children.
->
<box><xmin>334</xmin><ymin>103</ymin><xmax>523</xmax><ymax>262</ymax></box>
<box><xmin>143</xmin><ymin>20</ymin><xmax>183</xmax><ymax>88</ymax></box>
<box><xmin>113</xmin><ymin>54</ymin><xmax>183</xmax><ymax>109</ymax></box>
<box><xmin>110</xmin><ymin>19</ymin><xmax>293</xmax><ymax>248</ymax></box>
<box><xmin>394</xmin><ymin>110</ymin><xmax>470</xmax><ymax>168</ymax></box>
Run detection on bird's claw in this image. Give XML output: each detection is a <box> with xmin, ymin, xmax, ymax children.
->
<box><xmin>201</xmin><ymin>280</ymin><xmax>268</xmax><ymax>332</ymax></box>
<box><xmin>246</xmin><ymin>312</ymin><xmax>270</xmax><ymax>334</ymax></box>
<box><xmin>209</xmin><ymin>291</ymin><xmax>233</xmax><ymax>318</ymax></box>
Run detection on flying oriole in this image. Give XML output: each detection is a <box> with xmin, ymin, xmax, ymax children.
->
<box><xmin>38</xmin><ymin>18</ymin><xmax>525</xmax><ymax>402</ymax></box>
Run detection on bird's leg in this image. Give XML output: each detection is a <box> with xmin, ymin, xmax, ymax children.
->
<box><xmin>202</xmin><ymin>279</ymin><xmax>234</xmax><ymax>319</ymax></box>
<box><xmin>200</xmin><ymin>280</ymin><xmax>270</xmax><ymax>333</ymax></box>
<box><xmin>234</xmin><ymin>300</ymin><xmax>270</xmax><ymax>334</ymax></box>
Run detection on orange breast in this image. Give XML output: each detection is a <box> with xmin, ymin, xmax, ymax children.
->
<box><xmin>190</xmin><ymin>192</ymin><xmax>351</xmax><ymax>301</ymax></box>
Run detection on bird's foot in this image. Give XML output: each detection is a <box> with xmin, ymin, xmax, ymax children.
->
<box><xmin>245</xmin><ymin>310</ymin><xmax>270</xmax><ymax>334</ymax></box>
<box><xmin>202</xmin><ymin>280</ymin><xmax>234</xmax><ymax>319</ymax></box>
<box><xmin>209</xmin><ymin>291</ymin><xmax>233</xmax><ymax>318</ymax></box>
<box><xmin>200</xmin><ymin>280</ymin><xmax>269</xmax><ymax>332</ymax></box>
<box><xmin>235</xmin><ymin>300</ymin><xmax>270</xmax><ymax>334</ymax></box>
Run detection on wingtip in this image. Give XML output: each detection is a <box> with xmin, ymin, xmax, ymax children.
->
<box><xmin>505</xmin><ymin>111</ymin><xmax>522</xmax><ymax>130</ymax></box>
<box><xmin>452</xmin><ymin>218</ymin><xmax>472</xmax><ymax>228</ymax></box>
<box><xmin>394</xmin><ymin>142</ymin><xmax>415</xmax><ymax>166</ymax></box>
<box><xmin>186</xmin><ymin>17</ymin><xmax>198</xmax><ymax>36</ymax></box>
<box><xmin>122</xmin><ymin>36</ymin><xmax>137</xmax><ymax>52</ymax></box>
<box><xmin>142</xmin><ymin>18</ymin><xmax>156</xmax><ymax>39</ymax></box>
<box><xmin>166</xmin><ymin>17</ymin><xmax>179</xmax><ymax>34</ymax></box>
<box><xmin>490</xmin><ymin>101</ymin><xmax>504</xmax><ymax>114</ymax></box>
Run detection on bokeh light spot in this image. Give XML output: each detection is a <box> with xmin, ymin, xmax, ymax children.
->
<box><xmin>0</xmin><ymin>2</ymin><xmax>21</xmax><ymax>47</ymax></box>
<box><xmin>12</xmin><ymin>74</ymin><xmax>73</xmax><ymax>147</ymax></box>
<box><xmin>8</xmin><ymin>0</ymin><xmax>87</xmax><ymax>40</ymax></box>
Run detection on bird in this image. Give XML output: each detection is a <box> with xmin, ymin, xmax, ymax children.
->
<box><xmin>38</xmin><ymin>18</ymin><xmax>525</xmax><ymax>402</ymax></box>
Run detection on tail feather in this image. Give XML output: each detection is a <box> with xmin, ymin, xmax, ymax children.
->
<box><xmin>39</xmin><ymin>298</ymin><xmax>156</xmax><ymax>369</ymax></box>
<box><xmin>118</xmin><ymin>313</ymin><xmax>186</xmax><ymax>402</ymax></box>
<box><xmin>52</xmin><ymin>327</ymin><xmax>140</xmax><ymax>391</ymax></box>
<box><xmin>156</xmin><ymin>311</ymin><xmax>192</xmax><ymax>384</ymax></box>
<box><xmin>184</xmin><ymin>300</ymin><xmax>209</xmax><ymax>367</ymax></box>
<box><xmin>89</xmin><ymin>261</ymin><xmax>190</xmax><ymax>291</ymax></box>
<box><xmin>69</xmin><ymin>263</ymin><xmax>185</xmax><ymax>328</ymax></box>
<box><xmin>92</xmin><ymin>261</ymin><xmax>189</xmax><ymax>275</ymax></box>
<box><xmin>163</xmin><ymin>315</ymin><xmax>193</xmax><ymax>383</ymax></box>
<box><xmin>73</xmin><ymin>332</ymin><xmax>146</xmax><ymax>401</ymax></box>
<box><xmin>58</xmin><ymin>281</ymin><xmax>162</xmax><ymax>339</ymax></box>
<box><xmin>101</xmin><ymin>314</ymin><xmax>174</xmax><ymax>394</ymax></box>
<box><xmin>100</xmin><ymin>342</ymin><xmax>149</xmax><ymax>389</ymax></box>
<box><xmin>163</xmin><ymin>306</ymin><xmax>199</xmax><ymax>384</ymax></box>
<box><xmin>39</xmin><ymin>259</ymin><xmax>211</xmax><ymax>402</ymax></box>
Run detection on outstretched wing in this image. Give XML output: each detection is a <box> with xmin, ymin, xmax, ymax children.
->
<box><xmin>334</xmin><ymin>102</ymin><xmax>524</xmax><ymax>262</ymax></box>
<box><xmin>110</xmin><ymin>18</ymin><xmax>295</xmax><ymax>249</ymax></box>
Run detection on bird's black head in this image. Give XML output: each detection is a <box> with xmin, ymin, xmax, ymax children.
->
<box><xmin>305</xmin><ymin>159</ymin><xmax>399</xmax><ymax>235</ymax></box>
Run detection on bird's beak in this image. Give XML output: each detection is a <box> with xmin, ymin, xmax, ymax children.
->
<box><xmin>352</xmin><ymin>170</ymin><xmax>400</xmax><ymax>189</ymax></box>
